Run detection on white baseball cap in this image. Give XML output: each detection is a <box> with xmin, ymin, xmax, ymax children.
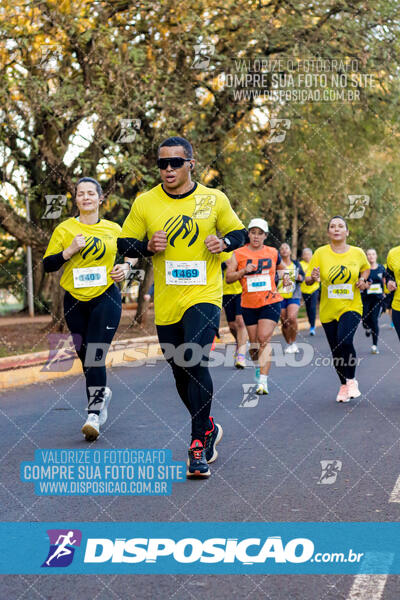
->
<box><xmin>248</xmin><ymin>218</ymin><xmax>269</xmax><ymax>233</ymax></box>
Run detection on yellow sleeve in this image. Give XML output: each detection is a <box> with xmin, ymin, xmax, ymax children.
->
<box><xmin>387</xmin><ymin>250</ymin><xmax>393</xmax><ymax>272</ymax></box>
<box><xmin>358</xmin><ymin>248</ymin><xmax>370</xmax><ymax>273</ymax></box>
<box><xmin>307</xmin><ymin>249</ymin><xmax>320</xmax><ymax>276</ymax></box>
<box><xmin>43</xmin><ymin>225</ymin><xmax>65</xmax><ymax>258</ymax></box>
<box><xmin>120</xmin><ymin>197</ymin><xmax>147</xmax><ymax>239</ymax></box>
<box><xmin>216</xmin><ymin>192</ymin><xmax>244</xmax><ymax>236</ymax></box>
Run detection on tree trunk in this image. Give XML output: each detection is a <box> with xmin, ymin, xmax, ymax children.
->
<box><xmin>292</xmin><ymin>197</ymin><xmax>298</xmax><ymax>259</ymax></box>
<box><xmin>48</xmin><ymin>271</ymin><xmax>66</xmax><ymax>331</ymax></box>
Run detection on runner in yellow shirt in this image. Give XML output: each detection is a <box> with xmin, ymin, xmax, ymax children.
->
<box><xmin>277</xmin><ymin>243</ymin><xmax>305</xmax><ymax>353</ymax></box>
<box><xmin>385</xmin><ymin>246</ymin><xmax>400</xmax><ymax>340</ymax></box>
<box><xmin>306</xmin><ymin>216</ymin><xmax>370</xmax><ymax>403</ymax></box>
<box><xmin>43</xmin><ymin>177</ymin><xmax>131</xmax><ymax>441</ymax></box>
<box><xmin>221</xmin><ymin>250</ymin><xmax>248</xmax><ymax>369</ymax></box>
<box><xmin>118</xmin><ymin>136</ymin><xmax>245</xmax><ymax>478</ymax></box>
<box><xmin>300</xmin><ymin>247</ymin><xmax>320</xmax><ymax>336</ymax></box>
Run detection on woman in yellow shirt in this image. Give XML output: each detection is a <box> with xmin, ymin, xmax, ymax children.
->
<box><xmin>300</xmin><ymin>247</ymin><xmax>320</xmax><ymax>336</ymax></box>
<box><xmin>43</xmin><ymin>177</ymin><xmax>129</xmax><ymax>441</ymax></box>
<box><xmin>306</xmin><ymin>216</ymin><xmax>370</xmax><ymax>403</ymax></box>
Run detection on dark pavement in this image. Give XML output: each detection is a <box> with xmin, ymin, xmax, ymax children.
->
<box><xmin>1</xmin><ymin>315</ymin><xmax>400</xmax><ymax>598</ymax></box>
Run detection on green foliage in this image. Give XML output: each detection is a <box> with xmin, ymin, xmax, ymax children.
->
<box><xmin>0</xmin><ymin>0</ymin><xmax>399</xmax><ymax>278</ymax></box>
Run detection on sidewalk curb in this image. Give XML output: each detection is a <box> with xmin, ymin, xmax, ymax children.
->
<box><xmin>0</xmin><ymin>319</ymin><xmax>320</xmax><ymax>391</ymax></box>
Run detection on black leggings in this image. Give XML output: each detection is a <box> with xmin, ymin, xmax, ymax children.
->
<box><xmin>302</xmin><ymin>289</ymin><xmax>318</xmax><ymax>328</ymax></box>
<box><xmin>156</xmin><ymin>303</ymin><xmax>220</xmax><ymax>443</ymax></box>
<box><xmin>322</xmin><ymin>311</ymin><xmax>361</xmax><ymax>384</ymax></box>
<box><xmin>392</xmin><ymin>308</ymin><xmax>400</xmax><ymax>342</ymax></box>
<box><xmin>64</xmin><ymin>284</ymin><xmax>121</xmax><ymax>409</ymax></box>
<box><xmin>362</xmin><ymin>294</ymin><xmax>383</xmax><ymax>346</ymax></box>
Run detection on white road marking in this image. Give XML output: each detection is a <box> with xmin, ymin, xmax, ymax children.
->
<box><xmin>347</xmin><ymin>552</ymin><xmax>393</xmax><ymax>600</ymax></box>
<box><xmin>389</xmin><ymin>475</ymin><xmax>400</xmax><ymax>502</ymax></box>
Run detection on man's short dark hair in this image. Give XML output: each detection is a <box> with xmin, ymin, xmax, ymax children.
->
<box><xmin>158</xmin><ymin>136</ymin><xmax>193</xmax><ymax>158</ymax></box>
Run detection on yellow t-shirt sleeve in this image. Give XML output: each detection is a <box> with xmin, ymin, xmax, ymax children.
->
<box><xmin>358</xmin><ymin>249</ymin><xmax>370</xmax><ymax>273</ymax></box>
<box><xmin>120</xmin><ymin>197</ymin><xmax>147</xmax><ymax>239</ymax></box>
<box><xmin>43</xmin><ymin>225</ymin><xmax>65</xmax><ymax>258</ymax></box>
<box><xmin>307</xmin><ymin>250</ymin><xmax>320</xmax><ymax>275</ymax></box>
<box><xmin>216</xmin><ymin>192</ymin><xmax>244</xmax><ymax>236</ymax></box>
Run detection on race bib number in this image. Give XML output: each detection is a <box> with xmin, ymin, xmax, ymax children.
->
<box><xmin>73</xmin><ymin>266</ymin><xmax>107</xmax><ymax>288</ymax></box>
<box><xmin>246</xmin><ymin>274</ymin><xmax>271</xmax><ymax>292</ymax></box>
<box><xmin>367</xmin><ymin>283</ymin><xmax>383</xmax><ymax>295</ymax></box>
<box><xmin>327</xmin><ymin>284</ymin><xmax>354</xmax><ymax>300</ymax></box>
<box><xmin>165</xmin><ymin>261</ymin><xmax>207</xmax><ymax>285</ymax></box>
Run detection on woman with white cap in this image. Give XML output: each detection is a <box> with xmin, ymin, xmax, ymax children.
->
<box><xmin>226</xmin><ymin>218</ymin><xmax>287</xmax><ymax>394</ymax></box>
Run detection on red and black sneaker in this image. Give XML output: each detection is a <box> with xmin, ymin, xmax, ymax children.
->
<box><xmin>204</xmin><ymin>416</ymin><xmax>223</xmax><ymax>463</ymax></box>
<box><xmin>186</xmin><ymin>440</ymin><xmax>210</xmax><ymax>478</ymax></box>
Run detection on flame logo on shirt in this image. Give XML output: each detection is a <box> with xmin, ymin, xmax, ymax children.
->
<box><xmin>80</xmin><ymin>236</ymin><xmax>106</xmax><ymax>260</ymax></box>
<box><xmin>328</xmin><ymin>265</ymin><xmax>351</xmax><ymax>284</ymax></box>
<box><xmin>164</xmin><ymin>215</ymin><xmax>199</xmax><ymax>248</ymax></box>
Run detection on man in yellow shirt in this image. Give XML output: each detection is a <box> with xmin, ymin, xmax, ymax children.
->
<box><xmin>118</xmin><ymin>137</ymin><xmax>245</xmax><ymax>478</ymax></box>
<box><xmin>385</xmin><ymin>247</ymin><xmax>400</xmax><ymax>339</ymax></box>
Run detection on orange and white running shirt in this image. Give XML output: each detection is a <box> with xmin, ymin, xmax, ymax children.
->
<box><xmin>234</xmin><ymin>244</ymin><xmax>282</xmax><ymax>308</ymax></box>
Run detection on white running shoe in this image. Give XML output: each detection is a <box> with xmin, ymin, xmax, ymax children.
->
<box><xmin>256</xmin><ymin>376</ymin><xmax>269</xmax><ymax>395</ymax></box>
<box><xmin>256</xmin><ymin>383</ymin><xmax>268</xmax><ymax>395</ymax></box>
<box><xmin>99</xmin><ymin>387</ymin><xmax>112</xmax><ymax>426</ymax></box>
<box><xmin>235</xmin><ymin>353</ymin><xmax>246</xmax><ymax>369</ymax></box>
<box><xmin>336</xmin><ymin>384</ymin><xmax>350</xmax><ymax>403</ymax></box>
<box><xmin>371</xmin><ymin>345</ymin><xmax>379</xmax><ymax>354</ymax></box>
<box><xmin>346</xmin><ymin>379</ymin><xmax>361</xmax><ymax>399</ymax></box>
<box><xmin>285</xmin><ymin>343</ymin><xmax>299</xmax><ymax>354</ymax></box>
<box><xmin>82</xmin><ymin>413</ymin><xmax>100</xmax><ymax>441</ymax></box>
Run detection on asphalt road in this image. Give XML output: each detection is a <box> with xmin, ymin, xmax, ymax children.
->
<box><xmin>1</xmin><ymin>315</ymin><xmax>400</xmax><ymax>599</ymax></box>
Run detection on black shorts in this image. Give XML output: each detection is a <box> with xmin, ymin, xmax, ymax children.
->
<box><xmin>222</xmin><ymin>294</ymin><xmax>242</xmax><ymax>322</ymax></box>
<box><xmin>241</xmin><ymin>302</ymin><xmax>281</xmax><ymax>326</ymax></box>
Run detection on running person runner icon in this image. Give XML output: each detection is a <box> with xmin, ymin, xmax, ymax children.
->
<box><xmin>361</xmin><ymin>249</ymin><xmax>385</xmax><ymax>354</ymax></box>
<box><xmin>277</xmin><ymin>243</ymin><xmax>305</xmax><ymax>354</ymax></box>
<box><xmin>306</xmin><ymin>216</ymin><xmax>370</xmax><ymax>403</ymax></box>
<box><xmin>226</xmin><ymin>218</ymin><xmax>284</xmax><ymax>395</ymax></box>
<box><xmin>45</xmin><ymin>531</ymin><xmax>77</xmax><ymax>566</ymax></box>
<box><xmin>300</xmin><ymin>247</ymin><xmax>320</xmax><ymax>336</ymax></box>
<box><xmin>43</xmin><ymin>177</ymin><xmax>131</xmax><ymax>441</ymax></box>
<box><xmin>117</xmin><ymin>136</ymin><xmax>246</xmax><ymax>478</ymax></box>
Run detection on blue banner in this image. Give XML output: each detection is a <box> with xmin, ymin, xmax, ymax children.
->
<box><xmin>0</xmin><ymin>522</ymin><xmax>398</xmax><ymax>574</ymax></box>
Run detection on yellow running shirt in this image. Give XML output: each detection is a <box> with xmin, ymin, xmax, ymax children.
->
<box><xmin>386</xmin><ymin>247</ymin><xmax>400</xmax><ymax>310</ymax></box>
<box><xmin>221</xmin><ymin>251</ymin><xmax>242</xmax><ymax>295</ymax></box>
<box><xmin>120</xmin><ymin>183</ymin><xmax>244</xmax><ymax>325</ymax></box>
<box><xmin>307</xmin><ymin>244</ymin><xmax>369</xmax><ymax>323</ymax></box>
<box><xmin>43</xmin><ymin>217</ymin><xmax>121</xmax><ymax>301</ymax></box>
<box><xmin>277</xmin><ymin>260</ymin><xmax>297</xmax><ymax>299</ymax></box>
<box><xmin>300</xmin><ymin>260</ymin><xmax>319</xmax><ymax>294</ymax></box>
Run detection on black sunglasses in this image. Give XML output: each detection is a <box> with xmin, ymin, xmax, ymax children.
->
<box><xmin>157</xmin><ymin>157</ymin><xmax>192</xmax><ymax>170</ymax></box>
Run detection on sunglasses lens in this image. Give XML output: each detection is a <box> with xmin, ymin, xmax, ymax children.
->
<box><xmin>169</xmin><ymin>157</ymin><xmax>185</xmax><ymax>168</ymax></box>
<box><xmin>157</xmin><ymin>158</ymin><xmax>168</xmax><ymax>169</ymax></box>
<box><xmin>157</xmin><ymin>157</ymin><xmax>186</xmax><ymax>169</ymax></box>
